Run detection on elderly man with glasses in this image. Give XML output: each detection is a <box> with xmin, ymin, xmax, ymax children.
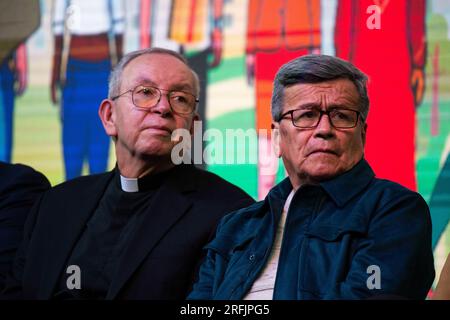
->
<box><xmin>188</xmin><ymin>54</ymin><xmax>435</xmax><ymax>300</ymax></box>
<box><xmin>2</xmin><ymin>48</ymin><xmax>254</xmax><ymax>300</ymax></box>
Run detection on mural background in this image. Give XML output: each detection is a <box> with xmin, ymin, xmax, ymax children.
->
<box><xmin>1</xmin><ymin>0</ymin><xmax>449</xmax><ymax>293</ymax></box>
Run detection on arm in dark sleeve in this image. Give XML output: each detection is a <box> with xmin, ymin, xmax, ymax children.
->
<box><xmin>0</xmin><ymin>163</ymin><xmax>50</xmax><ymax>295</ymax></box>
<box><xmin>187</xmin><ymin>248</ymin><xmax>219</xmax><ymax>299</ymax></box>
<box><xmin>1</xmin><ymin>192</ymin><xmax>45</xmax><ymax>299</ymax></box>
<box><xmin>187</xmin><ymin>214</ymin><xmax>231</xmax><ymax>300</ymax></box>
<box><xmin>325</xmin><ymin>192</ymin><xmax>435</xmax><ymax>300</ymax></box>
<box><xmin>186</xmin><ymin>196</ymin><xmax>255</xmax><ymax>298</ymax></box>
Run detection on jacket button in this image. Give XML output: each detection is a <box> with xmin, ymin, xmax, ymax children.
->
<box><xmin>249</xmin><ymin>254</ymin><xmax>255</xmax><ymax>261</ymax></box>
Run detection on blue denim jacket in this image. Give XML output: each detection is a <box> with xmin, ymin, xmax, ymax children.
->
<box><xmin>188</xmin><ymin>159</ymin><xmax>435</xmax><ymax>300</ymax></box>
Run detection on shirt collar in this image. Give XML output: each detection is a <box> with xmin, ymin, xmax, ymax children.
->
<box><xmin>116</xmin><ymin>166</ymin><xmax>176</xmax><ymax>193</ymax></box>
<box><xmin>269</xmin><ymin>158</ymin><xmax>374</xmax><ymax>208</ymax></box>
<box><xmin>319</xmin><ymin>158</ymin><xmax>375</xmax><ymax>207</ymax></box>
<box><xmin>120</xmin><ymin>175</ymin><xmax>139</xmax><ymax>192</ymax></box>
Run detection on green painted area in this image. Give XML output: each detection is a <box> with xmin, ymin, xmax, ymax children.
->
<box><xmin>417</xmin><ymin>13</ymin><xmax>450</xmax><ymax>201</ymax></box>
<box><xmin>13</xmin><ymin>85</ymin><xmax>64</xmax><ymax>186</ymax></box>
<box><xmin>206</xmin><ymin>108</ymin><xmax>257</xmax><ymax>198</ymax></box>
<box><xmin>209</xmin><ymin>56</ymin><xmax>246</xmax><ymax>85</ymax></box>
<box><xmin>417</xmin><ymin>12</ymin><xmax>450</xmax><ymax>247</ymax></box>
<box><xmin>416</xmin><ymin>100</ymin><xmax>450</xmax><ymax>202</ymax></box>
<box><xmin>206</xmin><ymin>107</ymin><xmax>285</xmax><ymax>200</ymax></box>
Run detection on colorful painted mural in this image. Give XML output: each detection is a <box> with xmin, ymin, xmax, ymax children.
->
<box><xmin>2</xmin><ymin>0</ymin><xmax>450</xmax><ymax>292</ymax></box>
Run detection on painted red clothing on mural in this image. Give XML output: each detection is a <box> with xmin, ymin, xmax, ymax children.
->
<box><xmin>335</xmin><ymin>0</ymin><xmax>426</xmax><ymax>191</ymax></box>
<box><xmin>246</xmin><ymin>0</ymin><xmax>321</xmax><ymax>132</ymax></box>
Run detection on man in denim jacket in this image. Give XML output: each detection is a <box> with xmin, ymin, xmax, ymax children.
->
<box><xmin>188</xmin><ymin>54</ymin><xmax>435</xmax><ymax>300</ymax></box>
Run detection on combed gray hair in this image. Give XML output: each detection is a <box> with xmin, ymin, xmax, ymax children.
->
<box><xmin>271</xmin><ymin>54</ymin><xmax>369</xmax><ymax>122</ymax></box>
<box><xmin>108</xmin><ymin>47</ymin><xmax>200</xmax><ymax>99</ymax></box>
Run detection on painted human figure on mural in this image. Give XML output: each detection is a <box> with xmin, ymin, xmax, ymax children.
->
<box><xmin>51</xmin><ymin>0</ymin><xmax>124</xmax><ymax>180</ymax></box>
<box><xmin>246</xmin><ymin>0</ymin><xmax>321</xmax><ymax>199</ymax></box>
<box><xmin>0</xmin><ymin>44</ymin><xmax>27</xmax><ymax>162</ymax></box>
<box><xmin>418</xmin><ymin>0</ymin><xmax>450</xmax><ymax>247</ymax></box>
<box><xmin>334</xmin><ymin>0</ymin><xmax>426</xmax><ymax>191</ymax></box>
<box><xmin>139</xmin><ymin>0</ymin><xmax>224</xmax><ymax>153</ymax></box>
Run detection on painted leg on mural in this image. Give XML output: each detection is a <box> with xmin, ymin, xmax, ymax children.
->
<box><xmin>63</xmin><ymin>108</ymin><xmax>87</xmax><ymax>180</ymax></box>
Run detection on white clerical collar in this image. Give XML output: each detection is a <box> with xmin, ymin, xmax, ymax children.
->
<box><xmin>120</xmin><ymin>175</ymin><xmax>139</xmax><ymax>192</ymax></box>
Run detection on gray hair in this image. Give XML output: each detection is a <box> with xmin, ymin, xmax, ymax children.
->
<box><xmin>271</xmin><ymin>54</ymin><xmax>369</xmax><ymax>122</ymax></box>
<box><xmin>108</xmin><ymin>47</ymin><xmax>200</xmax><ymax>99</ymax></box>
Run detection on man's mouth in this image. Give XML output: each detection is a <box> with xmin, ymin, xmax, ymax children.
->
<box><xmin>143</xmin><ymin>125</ymin><xmax>172</xmax><ymax>134</ymax></box>
<box><xmin>308</xmin><ymin>149</ymin><xmax>337</xmax><ymax>156</ymax></box>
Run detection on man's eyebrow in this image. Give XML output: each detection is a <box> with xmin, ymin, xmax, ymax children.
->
<box><xmin>170</xmin><ymin>83</ymin><xmax>195</xmax><ymax>92</ymax></box>
<box><xmin>294</xmin><ymin>103</ymin><xmax>357</xmax><ymax>110</ymax></box>
<box><xmin>132</xmin><ymin>77</ymin><xmax>157</xmax><ymax>87</ymax></box>
<box><xmin>327</xmin><ymin>103</ymin><xmax>355</xmax><ymax>109</ymax></box>
<box><xmin>295</xmin><ymin>103</ymin><xmax>320</xmax><ymax>109</ymax></box>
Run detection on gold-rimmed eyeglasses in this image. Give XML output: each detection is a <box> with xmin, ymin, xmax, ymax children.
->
<box><xmin>111</xmin><ymin>85</ymin><xmax>199</xmax><ymax>115</ymax></box>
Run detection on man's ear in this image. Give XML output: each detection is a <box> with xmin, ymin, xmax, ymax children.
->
<box><xmin>190</xmin><ymin>112</ymin><xmax>201</xmax><ymax>135</ymax></box>
<box><xmin>272</xmin><ymin>122</ymin><xmax>281</xmax><ymax>158</ymax></box>
<box><xmin>99</xmin><ymin>99</ymin><xmax>118</xmax><ymax>137</ymax></box>
<box><xmin>361</xmin><ymin>122</ymin><xmax>368</xmax><ymax>146</ymax></box>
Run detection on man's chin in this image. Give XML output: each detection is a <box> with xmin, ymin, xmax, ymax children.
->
<box><xmin>138</xmin><ymin>143</ymin><xmax>174</xmax><ymax>159</ymax></box>
<box><xmin>305</xmin><ymin>167</ymin><xmax>342</xmax><ymax>183</ymax></box>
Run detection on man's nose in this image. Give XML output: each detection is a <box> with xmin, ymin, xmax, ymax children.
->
<box><xmin>151</xmin><ymin>94</ymin><xmax>172</xmax><ymax>116</ymax></box>
<box><xmin>313</xmin><ymin>113</ymin><xmax>335</xmax><ymax>138</ymax></box>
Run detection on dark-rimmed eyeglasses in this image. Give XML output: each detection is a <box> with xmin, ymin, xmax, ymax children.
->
<box><xmin>279</xmin><ymin>108</ymin><xmax>363</xmax><ymax>129</ymax></box>
<box><xmin>111</xmin><ymin>85</ymin><xmax>199</xmax><ymax>115</ymax></box>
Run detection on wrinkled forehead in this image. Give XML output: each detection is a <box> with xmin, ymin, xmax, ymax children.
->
<box><xmin>283</xmin><ymin>79</ymin><xmax>361</xmax><ymax>110</ymax></box>
<box><xmin>121</xmin><ymin>53</ymin><xmax>198</xmax><ymax>93</ymax></box>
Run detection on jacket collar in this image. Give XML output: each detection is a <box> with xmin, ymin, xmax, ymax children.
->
<box><xmin>268</xmin><ymin>158</ymin><xmax>374</xmax><ymax>208</ymax></box>
<box><xmin>319</xmin><ymin>158</ymin><xmax>374</xmax><ymax>207</ymax></box>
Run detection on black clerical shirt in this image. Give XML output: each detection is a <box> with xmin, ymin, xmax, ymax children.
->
<box><xmin>53</xmin><ymin>168</ymin><xmax>172</xmax><ymax>299</ymax></box>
